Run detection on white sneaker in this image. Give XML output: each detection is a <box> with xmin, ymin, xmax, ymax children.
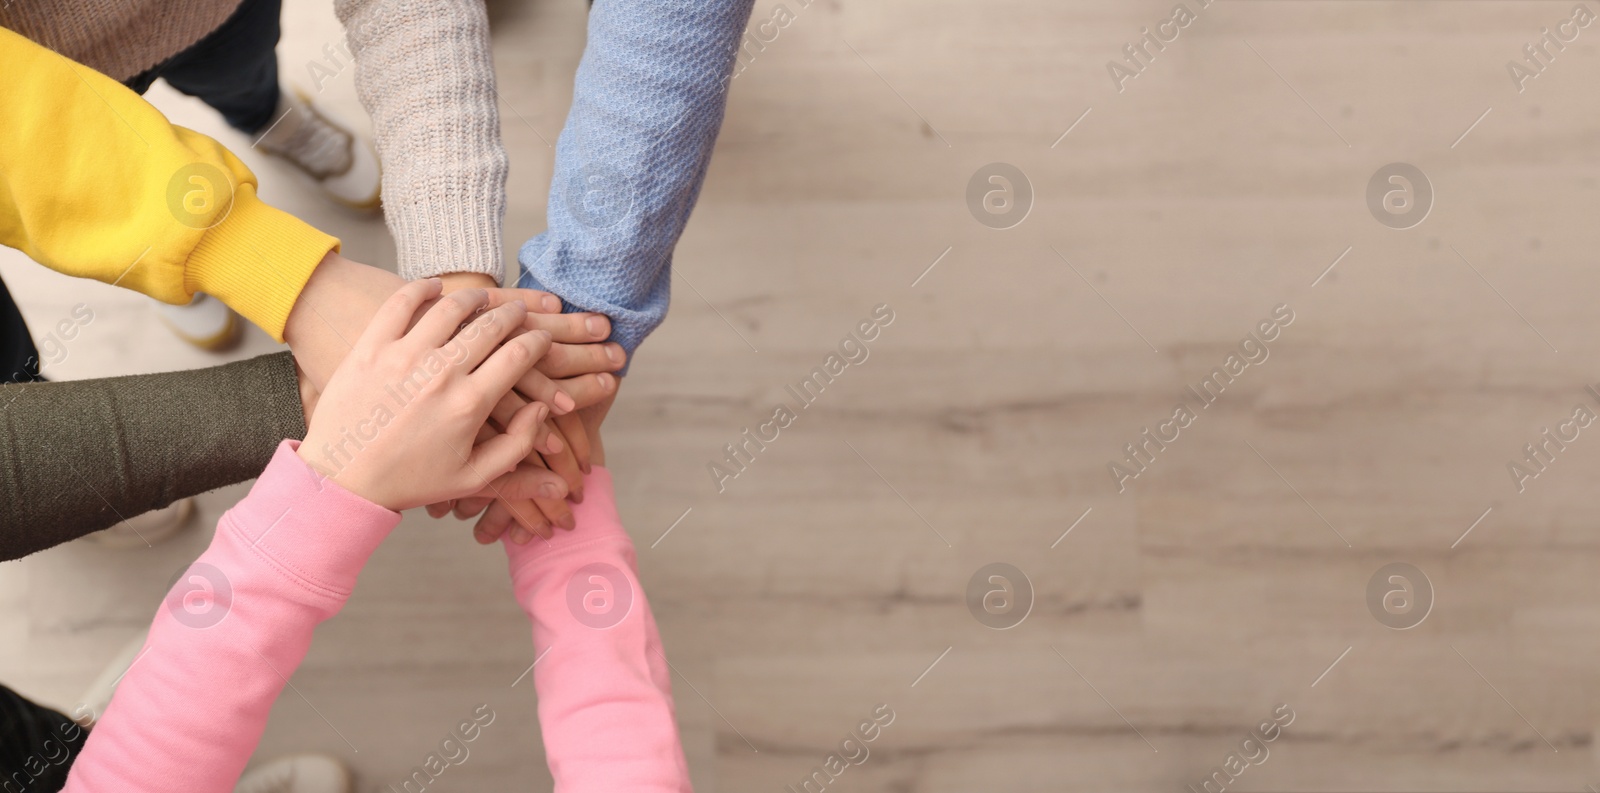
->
<box><xmin>256</xmin><ymin>87</ymin><xmax>381</xmax><ymax>210</ymax></box>
<box><xmin>154</xmin><ymin>294</ymin><xmax>241</xmax><ymax>351</ymax></box>
<box><xmin>234</xmin><ymin>754</ymin><xmax>352</xmax><ymax>793</ymax></box>
<box><xmin>88</xmin><ymin>498</ymin><xmax>195</xmax><ymax>549</ymax></box>
<box><xmin>73</xmin><ymin>628</ymin><xmax>149</xmax><ymax>728</ymax></box>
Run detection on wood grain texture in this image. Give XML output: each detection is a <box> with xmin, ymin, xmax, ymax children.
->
<box><xmin>5</xmin><ymin>0</ymin><xmax>1600</xmax><ymax>790</ymax></box>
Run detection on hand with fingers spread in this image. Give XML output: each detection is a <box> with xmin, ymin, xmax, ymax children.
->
<box><xmin>297</xmin><ymin>279</ymin><xmax>558</xmax><ymax>511</ymax></box>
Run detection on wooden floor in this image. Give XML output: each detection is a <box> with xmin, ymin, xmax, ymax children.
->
<box><xmin>6</xmin><ymin>0</ymin><xmax>1600</xmax><ymax>790</ymax></box>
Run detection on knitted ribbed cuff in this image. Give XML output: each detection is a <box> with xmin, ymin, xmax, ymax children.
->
<box><xmin>388</xmin><ymin>179</ymin><xmax>506</xmax><ymax>284</ymax></box>
<box><xmin>185</xmin><ymin>185</ymin><xmax>339</xmax><ymax>342</ymax></box>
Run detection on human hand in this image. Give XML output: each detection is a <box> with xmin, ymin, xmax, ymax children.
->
<box><xmin>466</xmin><ymin>285</ymin><xmax>624</xmax><ymax>460</ymax></box>
<box><xmin>461</xmin><ymin>384</ymin><xmax>619</xmax><ymax>545</ymax></box>
<box><xmin>456</xmin><ymin>375</ymin><xmax>614</xmax><ymax>543</ymax></box>
<box><xmin>283</xmin><ymin>255</ymin><xmax>592</xmax><ymax>453</ymax></box>
<box><xmin>420</xmin><ymin>287</ymin><xmax>620</xmax><ymax>527</ymax></box>
<box><xmin>447</xmin><ymin>322</ymin><xmax>624</xmax><ymax>542</ymax></box>
<box><xmin>284</xmin><ymin>257</ymin><xmax>580</xmax><ymax>392</ymax></box>
<box><xmin>296</xmin><ymin>280</ymin><xmax>556</xmax><ymax>511</ymax></box>
<box><xmin>429</xmin><ymin>365</ymin><xmax>620</xmax><ymax>540</ymax></box>
<box><xmin>516</xmin><ymin>331</ymin><xmax>625</xmax><ymax>490</ymax></box>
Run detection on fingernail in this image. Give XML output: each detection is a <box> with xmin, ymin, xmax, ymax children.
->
<box><xmin>554</xmin><ymin>391</ymin><xmax>576</xmax><ymax>413</ymax></box>
<box><xmin>559</xmin><ymin>514</ymin><xmax>576</xmax><ymax>531</ymax></box>
<box><xmin>510</xmin><ymin>299</ymin><xmax>526</xmax><ymax>313</ymax></box>
<box><xmin>607</xmin><ymin>345</ymin><xmax>624</xmax><ymax>365</ymax></box>
<box><xmin>539</xmin><ymin>482</ymin><xmax>562</xmax><ymax>499</ymax></box>
<box><xmin>572</xmin><ymin>488</ymin><xmax>584</xmax><ymax>505</ymax></box>
<box><xmin>547</xmin><ymin>433</ymin><xmax>564</xmax><ymax>454</ymax></box>
<box><xmin>510</xmin><ymin>527</ymin><xmax>530</xmax><ymax>544</ymax></box>
<box><xmin>597</xmin><ymin>372</ymin><xmax>615</xmax><ymax>391</ymax></box>
<box><xmin>586</xmin><ymin>316</ymin><xmax>607</xmax><ymax>337</ymax></box>
<box><xmin>542</xmin><ymin>295</ymin><xmax>561</xmax><ymax>312</ymax></box>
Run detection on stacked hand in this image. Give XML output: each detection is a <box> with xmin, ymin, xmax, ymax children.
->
<box><xmin>425</xmin><ymin>272</ymin><xmax>622</xmax><ymax>545</ymax></box>
<box><xmin>285</xmin><ymin>254</ymin><xmax>623</xmax><ymax>537</ymax></box>
<box><xmin>297</xmin><ymin>279</ymin><xmax>563</xmax><ymax>508</ymax></box>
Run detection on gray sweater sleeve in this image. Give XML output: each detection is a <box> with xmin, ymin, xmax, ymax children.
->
<box><xmin>335</xmin><ymin>0</ymin><xmax>509</xmax><ymax>283</ymax></box>
<box><xmin>0</xmin><ymin>353</ymin><xmax>307</xmax><ymax>561</ymax></box>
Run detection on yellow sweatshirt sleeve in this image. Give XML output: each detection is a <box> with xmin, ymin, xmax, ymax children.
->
<box><xmin>0</xmin><ymin>28</ymin><xmax>339</xmax><ymax>341</ymax></box>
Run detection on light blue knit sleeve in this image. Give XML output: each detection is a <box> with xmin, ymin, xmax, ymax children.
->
<box><xmin>516</xmin><ymin>0</ymin><xmax>755</xmax><ymax>375</ymax></box>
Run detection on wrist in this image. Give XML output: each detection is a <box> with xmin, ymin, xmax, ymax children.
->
<box><xmin>285</xmin><ymin>252</ymin><xmax>405</xmax><ymax>389</ymax></box>
<box><xmin>295</xmin><ymin>432</ymin><xmax>393</xmax><ymax>509</ymax></box>
<box><xmin>438</xmin><ymin>272</ymin><xmax>499</xmax><ymax>293</ymax></box>
<box><xmin>293</xmin><ymin>360</ymin><xmax>319</xmax><ymax>436</ymax></box>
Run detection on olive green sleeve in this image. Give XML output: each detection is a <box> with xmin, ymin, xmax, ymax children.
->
<box><xmin>0</xmin><ymin>353</ymin><xmax>307</xmax><ymax>560</ymax></box>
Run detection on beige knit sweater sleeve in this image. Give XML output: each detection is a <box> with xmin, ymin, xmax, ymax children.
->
<box><xmin>335</xmin><ymin>0</ymin><xmax>508</xmax><ymax>283</ymax></box>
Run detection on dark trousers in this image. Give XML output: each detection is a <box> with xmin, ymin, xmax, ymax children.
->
<box><xmin>0</xmin><ymin>685</ymin><xmax>88</xmax><ymax>793</ymax></box>
<box><xmin>123</xmin><ymin>0</ymin><xmax>285</xmax><ymax>134</ymax></box>
<box><xmin>0</xmin><ymin>276</ymin><xmax>41</xmax><ymax>386</ymax></box>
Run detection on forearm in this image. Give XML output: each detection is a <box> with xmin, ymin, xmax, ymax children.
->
<box><xmin>63</xmin><ymin>442</ymin><xmax>398</xmax><ymax>793</ymax></box>
<box><xmin>503</xmin><ymin>468</ymin><xmax>688</xmax><ymax>793</ymax></box>
<box><xmin>0</xmin><ymin>354</ymin><xmax>307</xmax><ymax>561</ymax></box>
<box><xmin>0</xmin><ymin>29</ymin><xmax>338</xmax><ymax>340</ymax></box>
<box><xmin>517</xmin><ymin>0</ymin><xmax>754</xmax><ymax>372</ymax></box>
<box><xmin>334</xmin><ymin>0</ymin><xmax>508</xmax><ymax>282</ymax></box>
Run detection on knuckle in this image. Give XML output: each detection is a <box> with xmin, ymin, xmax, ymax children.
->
<box><xmin>445</xmin><ymin>292</ymin><xmax>478</xmax><ymax>316</ymax></box>
<box><xmin>389</xmin><ymin>289</ymin><xmax>423</xmax><ymax>314</ymax></box>
<box><xmin>451</xmin><ymin>391</ymin><xmax>481</xmax><ymax>417</ymax></box>
<box><xmin>501</xmin><ymin>339</ymin><xmax>535</xmax><ymax>367</ymax></box>
<box><xmin>515</xmin><ymin>431</ymin><xmax>537</xmax><ymax>461</ymax></box>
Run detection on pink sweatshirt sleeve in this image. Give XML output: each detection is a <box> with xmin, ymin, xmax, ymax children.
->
<box><xmin>503</xmin><ymin>467</ymin><xmax>691</xmax><ymax>793</ymax></box>
<box><xmin>63</xmin><ymin>441</ymin><xmax>400</xmax><ymax>793</ymax></box>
